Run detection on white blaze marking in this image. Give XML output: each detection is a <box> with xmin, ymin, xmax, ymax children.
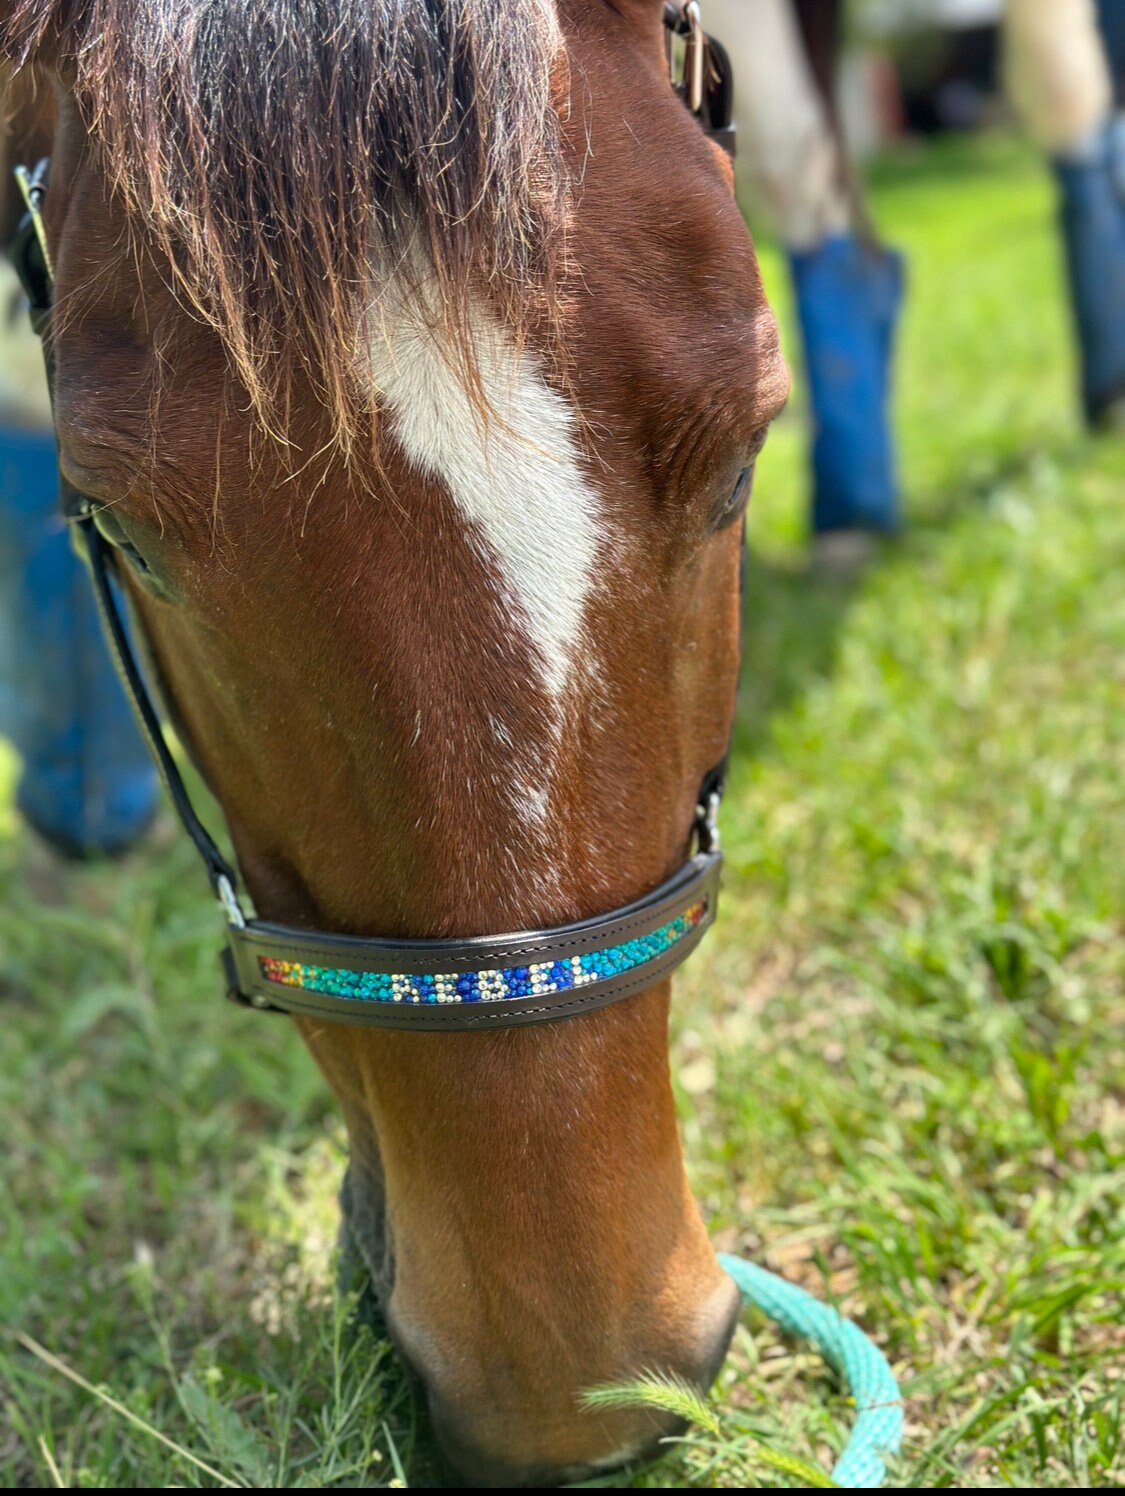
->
<box><xmin>367</xmin><ymin>290</ymin><xmax>602</xmax><ymax>700</ymax></box>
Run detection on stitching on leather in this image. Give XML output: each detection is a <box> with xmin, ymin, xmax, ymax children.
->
<box><xmin>244</xmin><ymin>916</ymin><xmax>713</xmax><ymax>1026</ymax></box>
<box><xmin>240</xmin><ymin>863</ymin><xmax>719</xmax><ymax>971</ymax></box>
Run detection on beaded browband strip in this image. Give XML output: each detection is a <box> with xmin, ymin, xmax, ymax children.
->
<box><xmin>260</xmin><ymin>900</ymin><xmax>708</xmax><ymax>1007</ymax></box>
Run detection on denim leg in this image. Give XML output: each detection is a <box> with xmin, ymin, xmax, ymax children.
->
<box><xmin>1054</xmin><ymin>120</ymin><xmax>1125</xmax><ymax>423</ymax></box>
<box><xmin>0</xmin><ymin>426</ymin><xmax>158</xmax><ymax>856</ymax></box>
<box><xmin>789</xmin><ymin>236</ymin><xmax>905</xmax><ymax>536</ymax></box>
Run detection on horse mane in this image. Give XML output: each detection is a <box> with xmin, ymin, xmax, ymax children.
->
<box><xmin>2</xmin><ymin>1</ymin><xmax>570</xmax><ymax>459</ymax></box>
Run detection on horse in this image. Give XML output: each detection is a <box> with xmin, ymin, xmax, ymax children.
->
<box><xmin>0</xmin><ymin>1</ymin><xmax>788</xmax><ymax>1483</ymax></box>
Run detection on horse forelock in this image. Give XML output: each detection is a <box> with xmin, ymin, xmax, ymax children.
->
<box><xmin>3</xmin><ymin>0</ymin><xmax>571</xmax><ymax>460</ymax></box>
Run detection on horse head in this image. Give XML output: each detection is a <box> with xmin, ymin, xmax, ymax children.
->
<box><xmin>2</xmin><ymin>0</ymin><xmax>788</xmax><ymax>1481</ymax></box>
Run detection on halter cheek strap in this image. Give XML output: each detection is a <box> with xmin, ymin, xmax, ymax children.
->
<box><xmin>10</xmin><ymin>154</ymin><xmax>729</xmax><ymax>1033</ymax></box>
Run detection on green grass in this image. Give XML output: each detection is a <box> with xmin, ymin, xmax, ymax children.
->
<box><xmin>2</xmin><ymin>134</ymin><xmax>1123</xmax><ymax>1487</ymax></box>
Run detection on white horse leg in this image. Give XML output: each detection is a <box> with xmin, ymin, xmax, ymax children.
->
<box><xmin>1004</xmin><ymin>0</ymin><xmax>1113</xmax><ymax>156</ymax></box>
<box><xmin>706</xmin><ymin>0</ymin><xmax>849</xmax><ymax>247</ymax></box>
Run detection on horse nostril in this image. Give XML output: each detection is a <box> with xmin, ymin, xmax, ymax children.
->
<box><xmin>425</xmin><ymin>1274</ymin><xmax>744</xmax><ymax>1488</ymax></box>
<box><xmin>698</xmin><ymin>1267</ymin><xmax>744</xmax><ymax>1389</ymax></box>
<box><xmin>430</xmin><ymin>1407</ymin><xmax>681</xmax><ymax>1489</ymax></box>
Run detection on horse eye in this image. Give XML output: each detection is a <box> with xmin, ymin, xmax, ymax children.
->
<box><xmin>713</xmin><ymin>464</ymin><xmax>754</xmax><ymax>530</ymax></box>
<box><xmin>119</xmin><ymin>538</ymin><xmax>154</xmax><ymax>577</ymax></box>
<box><xmin>91</xmin><ymin>504</ymin><xmax>151</xmax><ymax>575</ymax></box>
<box><xmin>87</xmin><ymin>502</ymin><xmax>179</xmax><ymax>600</ymax></box>
<box><xmin>730</xmin><ymin>465</ymin><xmax>753</xmax><ymax>510</ymax></box>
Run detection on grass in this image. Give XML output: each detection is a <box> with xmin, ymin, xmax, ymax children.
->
<box><xmin>1</xmin><ymin>133</ymin><xmax>1123</xmax><ymax>1487</ymax></box>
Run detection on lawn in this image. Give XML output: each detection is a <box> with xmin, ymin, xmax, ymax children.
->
<box><xmin>1</xmin><ymin>135</ymin><xmax>1122</xmax><ymax>1488</ymax></box>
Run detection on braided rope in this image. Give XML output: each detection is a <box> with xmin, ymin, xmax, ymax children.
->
<box><xmin>718</xmin><ymin>1254</ymin><xmax>904</xmax><ymax>1488</ymax></box>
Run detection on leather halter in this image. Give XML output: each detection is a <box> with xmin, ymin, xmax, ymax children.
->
<box><xmin>10</xmin><ymin>6</ymin><xmax>737</xmax><ymax>1032</ymax></box>
<box><xmin>664</xmin><ymin>1</ymin><xmax>736</xmax><ymax>157</ymax></box>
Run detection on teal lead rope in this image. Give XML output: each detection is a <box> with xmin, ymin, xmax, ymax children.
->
<box><xmin>718</xmin><ymin>1254</ymin><xmax>904</xmax><ymax>1488</ymax></box>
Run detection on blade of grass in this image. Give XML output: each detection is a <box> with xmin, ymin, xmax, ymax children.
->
<box><xmin>13</xmin><ymin>1332</ymin><xmax>243</xmax><ymax>1490</ymax></box>
<box><xmin>581</xmin><ymin>1372</ymin><xmax>720</xmax><ymax>1436</ymax></box>
<box><xmin>36</xmin><ymin>1436</ymin><xmax>64</xmax><ymax>1489</ymax></box>
<box><xmin>384</xmin><ymin>1419</ymin><xmax>408</xmax><ymax>1486</ymax></box>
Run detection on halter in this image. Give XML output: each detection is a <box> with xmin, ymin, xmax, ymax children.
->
<box><xmin>663</xmin><ymin>1</ymin><xmax>736</xmax><ymax>157</ymax></box>
<box><xmin>10</xmin><ymin>4</ymin><xmax>737</xmax><ymax>1033</ymax></box>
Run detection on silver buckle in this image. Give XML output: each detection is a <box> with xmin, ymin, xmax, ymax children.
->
<box><xmin>684</xmin><ymin>2</ymin><xmax>705</xmax><ymax>115</ymax></box>
<box><xmin>696</xmin><ymin>790</ymin><xmax>721</xmax><ymax>853</ymax></box>
<box><xmin>14</xmin><ymin>160</ymin><xmax>53</xmax><ymax>279</ymax></box>
<box><xmin>216</xmin><ymin>873</ymin><xmax>247</xmax><ymax>929</ymax></box>
<box><xmin>665</xmin><ymin>2</ymin><xmax>706</xmax><ymax>117</ymax></box>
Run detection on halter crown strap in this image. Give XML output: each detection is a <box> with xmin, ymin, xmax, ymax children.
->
<box><xmin>10</xmin><ymin>72</ymin><xmax>732</xmax><ymax>1029</ymax></box>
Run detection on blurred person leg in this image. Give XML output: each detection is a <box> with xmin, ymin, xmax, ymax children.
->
<box><xmin>708</xmin><ymin>0</ymin><xmax>904</xmax><ymax>546</ymax></box>
<box><xmin>0</xmin><ymin>254</ymin><xmax>158</xmax><ymax>858</ymax></box>
<box><xmin>1095</xmin><ymin>0</ymin><xmax>1125</xmax><ymax>92</ymax></box>
<box><xmin>1005</xmin><ymin>0</ymin><xmax>1125</xmax><ymax>425</ymax></box>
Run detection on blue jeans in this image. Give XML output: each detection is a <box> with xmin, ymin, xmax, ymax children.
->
<box><xmin>0</xmin><ymin>426</ymin><xmax>157</xmax><ymax>855</ymax></box>
<box><xmin>789</xmin><ymin>236</ymin><xmax>904</xmax><ymax>536</ymax></box>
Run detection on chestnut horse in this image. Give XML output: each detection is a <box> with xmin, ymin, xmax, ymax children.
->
<box><xmin>2</xmin><ymin>0</ymin><xmax>787</xmax><ymax>1483</ymax></box>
